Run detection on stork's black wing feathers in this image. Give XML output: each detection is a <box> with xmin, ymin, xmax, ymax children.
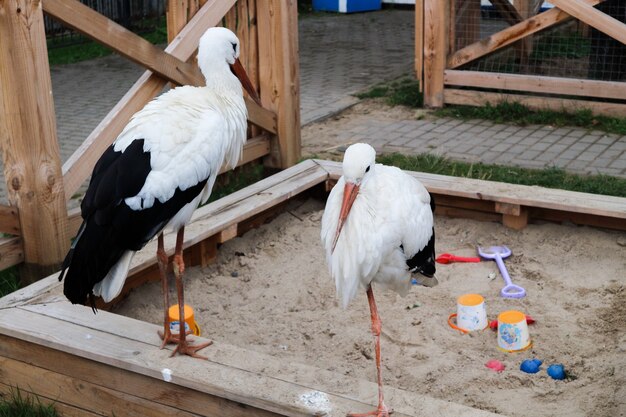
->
<box><xmin>81</xmin><ymin>139</ymin><xmax>151</xmax><ymax>222</ymax></box>
<box><xmin>403</xmin><ymin>193</ymin><xmax>436</xmax><ymax>285</ymax></box>
<box><xmin>61</xmin><ymin>138</ymin><xmax>209</xmax><ymax>307</ymax></box>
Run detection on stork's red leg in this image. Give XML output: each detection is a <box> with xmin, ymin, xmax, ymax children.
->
<box><xmin>157</xmin><ymin>233</ymin><xmax>171</xmax><ymax>347</ymax></box>
<box><xmin>156</xmin><ymin>233</ymin><xmax>183</xmax><ymax>348</ymax></box>
<box><xmin>347</xmin><ymin>286</ymin><xmax>393</xmax><ymax>417</ymax></box>
<box><xmin>170</xmin><ymin>226</ymin><xmax>212</xmax><ymax>359</ymax></box>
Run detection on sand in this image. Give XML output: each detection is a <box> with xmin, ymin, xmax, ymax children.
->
<box><xmin>115</xmin><ymin>197</ymin><xmax>626</xmax><ymax>417</ymax></box>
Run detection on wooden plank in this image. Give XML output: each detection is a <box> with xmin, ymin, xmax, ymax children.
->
<box><xmin>0</xmin><ymin>0</ymin><xmax>70</xmax><ymax>280</ymax></box>
<box><xmin>0</xmin><ymin>236</ymin><xmax>24</xmax><ymax>271</ymax></box>
<box><xmin>423</xmin><ymin>0</ymin><xmax>447</xmax><ymax>107</ymax></box>
<box><xmin>415</xmin><ymin>0</ymin><xmax>424</xmax><ymax>92</ymax></box>
<box><xmin>0</xmin><ymin>307</ymin><xmax>417</xmax><ymax>417</ymax></box>
<box><xmin>495</xmin><ymin>202</ymin><xmax>522</xmax><ymax>216</ymax></box>
<box><xmin>447</xmin><ymin>0</ymin><xmax>601</xmax><ymax>69</ymax></box>
<box><xmin>60</xmin><ymin>0</ymin><xmax>276</xmax><ymax>201</ymax></box>
<box><xmin>0</xmin><ymin>383</ymin><xmax>103</xmax><ymax>417</ymax></box>
<box><xmin>218</xmin><ymin>223</ymin><xmax>238</xmax><ymax>243</ymax></box>
<box><xmin>502</xmin><ymin>209</ymin><xmax>529</xmax><ymax>230</ymax></box>
<box><xmin>167</xmin><ymin>0</ymin><xmax>191</xmax><ymax>43</ymax></box>
<box><xmin>436</xmin><ymin>205</ymin><xmax>502</xmax><ymax>223</ymax></box>
<box><xmin>2</xmin><ymin>304</ymin><xmax>499</xmax><ymax>417</ymax></box>
<box><xmin>444</xmin><ymin>70</ymin><xmax>626</xmax><ymax>101</ymax></box>
<box><xmin>443</xmin><ymin>87</ymin><xmax>626</xmax><ymax>118</ymax></box>
<box><xmin>550</xmin><ymin>0</ymin><xmax>626</xmax><ymax>46</ymax></box>
<box><xmin>0</xmin><ymin>204</ymin><xmax>20</xmax><ymax>236</ymax></box>
<box><xmin>257</xmin><ymin>0</ymin><xmax>301</xmax><ymax>168</ymax></box>
<box><xmin>43</xmin><ymin>0</ymin><xmax>203</xmax><ymax>87</ymax></box>
<box><xmin>316</xmin><ymin>160</ymin><xmax>626</xmax><ymax>220</ymax></box>
<box><xmin>0</xmin><ymin>336</ymin><xmax>280</xmax><ymax>417</ymax></box>
<box><xmin>0</xmin><ymin>356</ymin><xmax>202</xmax><ymax>417</ymax></box>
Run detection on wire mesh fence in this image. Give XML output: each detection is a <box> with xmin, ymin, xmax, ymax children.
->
<box><xmin>453</xmin><ymin>0</ymin><xmax>626</xmax><ymax>82</ymax></box>
<box><xmin>45</xmin><ymin>0</ymin><xmax>166</xmax><ymax>47</ymax></box>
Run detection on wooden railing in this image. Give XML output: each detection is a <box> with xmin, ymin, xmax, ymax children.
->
<box><xmin>0</xmin><ymin>0</ymin><xmax>300</xmax><ymax>280</ymax></box>
<box><xmin>418</xmin><ymin>0</ymin><xmax>626</xmax><ymax>117</ymax></box>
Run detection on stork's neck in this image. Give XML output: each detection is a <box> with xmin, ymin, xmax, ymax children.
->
<box><xmin>201</xmin><ymin>62</ymin><xmax>243</xmax><ymax>100</ymax></box>
<box><xmin>200</xmin><ymin>63</ymin><xmax>248</xmax><ymax>171</ymax></box>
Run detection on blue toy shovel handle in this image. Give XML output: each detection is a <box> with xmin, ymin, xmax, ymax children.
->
<box><xmin>494</xmin><ymin>254</ymin><xmax>526</xmax><ymax>298</ymax></box>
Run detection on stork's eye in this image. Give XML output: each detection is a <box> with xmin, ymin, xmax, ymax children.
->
<box><xmin>231</xmin><ymin>42</ymin><xmax>237</xmax><ymax>53</ymax></box>
<box><xmin>365</xmin><ymin>165</ymin><xmax>370</xmax><ymax>173</ymax></box>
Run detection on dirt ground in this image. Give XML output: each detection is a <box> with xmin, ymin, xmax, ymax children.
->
<box><xmin>115</xmin><ymin>197</ymin><xmax>626</xmax><ymax>417</ymax></box>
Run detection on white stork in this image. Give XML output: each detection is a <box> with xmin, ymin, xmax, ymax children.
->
<box><xmin>321</xmin><ymin>143</ymin><xmax>437</xmax><ymax>417</ymax></box>
<box><xmin>59</xmin><ymin>27</ymin><xmax>261</xmax><ymax>358</ymax></box>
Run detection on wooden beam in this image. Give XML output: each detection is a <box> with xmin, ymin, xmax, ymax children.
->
<box><xmin>257</xmin><ymin>0</ymin><xmax>302</xmax><ymax>168</ymax></box>
<box><xmin>60</xmin><ymin>0</ymin><xmax>275</xmax><ymax>201</ymax></box>
<box><xmin>550</xmin><ymin>0</ymin><xmax>626</xmax><ymax>46</ymax></box>
<box><xmin>0</xmin><ymin>0</ymin><xmax>70</xmax><ymax>281</ymax></box>
<box><xmin>0</xmin><ymin>335</ymin><xmax>283</xmax><ymax>417</ymax></box>
<box><xmin>423</xmin><ymin>0</ymin><xmax>447</xmax><ymax>107</ymax></box>
<box><xmin>444</xmin><ymin>70</ymin><xmax>626</xmax><ymax>101</ymax></box>
<box><xmin>167</xmin><ymin>0</ymin><xmax>191</xmax><ymax>44</ymax></box>
<box><xmin>443</xmin><ymin>88</ymin><xmax>626</xmax><ymax>118</ymax></box>
<box><xmin>415</xmin><ymin>0</ymin><xmax>424</xmax><ymax>92</ymax></box>
<box><xmin>0</xmin><ymin>236</ymin><xmax>24</xmax><ymax>271</ymax></box>
<box><xmin>0</xmin><ymin>205</ymin><xmax>20</xmax><ymax>236</ymax></box>
<box><xmin>43</xmin><ymin>0</ymin><xmax>203</xmax><ymax>87</ymax></box>
<box><xmin>447</xmin><ymin>0</ymin><xmax>601</xmax><ymax>69</ymax></box>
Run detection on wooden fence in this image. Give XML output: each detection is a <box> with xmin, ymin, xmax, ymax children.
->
<box><xmin>416</xmin><ymin>0</ymin><xmax>626</xmax><ymax>117</ymax></box>
<box><xmin>0</xmin><ymin>0</ymin><xmax>300</xmax><ymax>281</ymax></box>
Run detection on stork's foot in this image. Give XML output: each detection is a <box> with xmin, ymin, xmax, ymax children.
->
<box><xmin>347</xmin><ymin>405</ymin><xmax>393</xmax><ymax>417</ymax></box>
<box><xmin>158</xmin><ymin>328</ymin><xmax>191</xmax><ymax>349</ymax></box>
<box><xmin>170</xmin><ymin>339</ymin><xmax>212</xmax><ymax>359</ymax></box>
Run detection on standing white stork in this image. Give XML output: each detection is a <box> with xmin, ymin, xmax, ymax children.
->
<box><xmin>321</xmin><ymin>143</ymin><xmax>437</xmax><ymax>417</ymax></box>
<box><xmin>59</xmin><ymin>27</ymin><xmax>261</xmax><ymax>358</ymax></box>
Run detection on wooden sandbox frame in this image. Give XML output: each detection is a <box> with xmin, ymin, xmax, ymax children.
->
<box><xmin>1</xmin><ymin>159</ymin><xmax>625</xmax><ymax>417</ymax></box>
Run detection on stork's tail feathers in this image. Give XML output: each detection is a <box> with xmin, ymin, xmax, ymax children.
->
<box><xmin>59</xmin><ymin>220</ymin><xmax>128</xmax><ymax>311</ymax></box>
<box><xmin>58</xmin><ymin>221</ymin><xmax>87</xmax><ymax>283</ymax></box>
<box><xmin>407</xmin><ymin>226</ymin><xmax>437</xmax><ymax>287</ymax></box>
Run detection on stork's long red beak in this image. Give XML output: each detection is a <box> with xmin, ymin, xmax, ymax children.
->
<box><xmin>332</xmin><ymin>182</ymin><xmax>360</xmax><ymax>253</ymax></box>
<box><xmin>231</xmin><ymin>58</ymin><xmax>262</xmax><ymax>106</ymax></box>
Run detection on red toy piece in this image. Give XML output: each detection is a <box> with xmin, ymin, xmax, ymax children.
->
<box><xmin>485</xmin><ymin>359</ymin><xmax>506</xmax><ymax>372</ymax></box>
<box><xmin>436</xmin><ymin>253</ymin><xmax>481</xmax><ymax>264</ymax></box>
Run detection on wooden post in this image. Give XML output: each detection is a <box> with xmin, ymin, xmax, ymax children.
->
<box><xmin>423</xmin><ymin>0</ymin><xmax>448</xmax><ymax>107</ymax></box>
<box><xmin>415</xmin><ymin>0</ymin><xmax>424</xmax><ymax>92</ymax></box>
<box><xmin>0</xmin><ymin>0</ymin><xmax>70</xmax><ymax>282</ymax></box>
<box><xmin>257</xmin><ymin>0</ymin><xmax>301</xmax><ymax>169</ymax></box>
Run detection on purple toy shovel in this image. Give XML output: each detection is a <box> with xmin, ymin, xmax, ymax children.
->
<box><xmin>478</xmin><ymin>246</ymin><xmax>526</xmax><ymax>298</ymax></box>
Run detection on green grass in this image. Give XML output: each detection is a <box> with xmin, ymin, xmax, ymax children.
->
<box><xmin>356</xmin><ymin>77</ymin><xmax>422</xmax><ymax>108</ymax></box>
<box><xmin>355</xmin><ymin>76</ymin><xmax>626</xmax><ymax>135</ymax></box>
<box><xmin>531</xmin><ymin>31</ymin><xmax>591</xmax><ymax>60</ymax></box>
<box><xmin>377</xmin><ymin>153</ymin><xmax>626</xmax><ymax>197</ymax></box>
<box><xmin>0</xmin><ymin>267</ymin><xmax>19</xmax><ymax>299</ymax></box>
<box><xmin>0</xmin><ymin>388</ymin><xmax>59</xmax><ymax>417</ymax></box>
<box><xmin>47</xmin><ymin>18</ymin><xmax>168</xmax><ymax>66</ymax></box>
<box><xmin>207</xmin><ymin>163</ymin><xmax>265</xmax><ymax>203</ymax></box>
<box><xmin>434</xmin><ymin>102</ymin><xmax>626</xmax><ymax>136</ymax></box>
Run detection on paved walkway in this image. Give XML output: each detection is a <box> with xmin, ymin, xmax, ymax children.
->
<box><xmin>4</xmin><ymin>9</ymin><xmax>623</xmax><ymax>206</ymax></box>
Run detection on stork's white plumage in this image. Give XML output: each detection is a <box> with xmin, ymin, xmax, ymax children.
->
<box><xmin>321</xmin><ymin>143</ymin><xmax>437</xmax><ymax>416</ymax></box>
<box><xmin>59</xmin><ymin>27</ymin><xmax>261</xmax><ymax>358</ymax></box>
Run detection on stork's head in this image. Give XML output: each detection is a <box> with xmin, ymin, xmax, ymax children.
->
<box><xmin>197</xmin><ymin>27</ymin><xmax>261</xmax><ymax>105</ymax></box>
<box><xmin>332</xmin><ymin>143</ymin><xmax>377</xmax><ymax>252</ymax></box>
